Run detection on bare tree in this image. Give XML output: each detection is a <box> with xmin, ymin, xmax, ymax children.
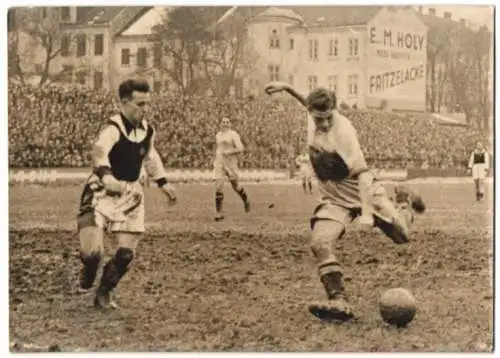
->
<box><xmin>424</xmin><ymin>17</ymin><xmax>452</xmax><ymax>113</ymax></box>
<box><xmin>8</xmin><ymin>7</ymin><xmax>75</xmax><ymax>86</ymax></box>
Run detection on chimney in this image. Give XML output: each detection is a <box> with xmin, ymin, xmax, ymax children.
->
<box><xmin>460</xmin><ymin>18</ymin><xmax>466</xmax><ymax>26</ymax></box>
<box><xmin>444</xmin><ymin>11</ymin><xmax>452</xmax><ymax>20</ymax></box>
<box><xmin>428</xmin><ymin>8</ymin><xmax>436</xmax><ymax>16</ymax></box>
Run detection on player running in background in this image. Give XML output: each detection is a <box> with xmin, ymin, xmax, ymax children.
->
<box><xmin>264</xmin><ymin>81</ymin><xmax>426</xmax><ymax>322</ymax></box>
<box><xmin>468</xmin><ymin>141</ymin><xmax>489</xmax><ymax>201</ymax></box>
<box><xmin>77</xmin><ymin>79</ymin><xmax>177</xmax><ymax>309</ymax></box>
<box><xmin>296</xmin><ymin>151</ymin><xmax>313</xmax><ymax>194</ymax></box>
<box><xmin>213</xmin><ymin>116</ymin><xmax>251</xmax><ymax>222</ymax></box>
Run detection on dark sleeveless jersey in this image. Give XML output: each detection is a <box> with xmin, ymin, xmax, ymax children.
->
<box><xmin>473</xmin><ymin>152</ymin><xmax>486</xmax><ymax>164</ymax></box>
<box><xmin>107</xmin><ymin>119</ymin><xmax>154</xmax><ymax>182</ymax></box>
<box><xmin>309</xmin><ymin>146</ymin><xmax>350</xmax><ymax>181</ymax></box>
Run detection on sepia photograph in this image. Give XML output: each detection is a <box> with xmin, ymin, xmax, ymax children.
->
<box><xmin>7</xmin><ymin>3</ymin><xmax>495</xmax><ymax>352</ymax></box>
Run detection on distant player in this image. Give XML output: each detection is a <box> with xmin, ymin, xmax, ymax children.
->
<box><xmin>296</xmin><ymin>151</ymin><xmax>313</xmax><ymax>194</ymax></box>
<box><xmin>264</xmin><ymin>82</ymin><xmax>426</xmax><ymax>322</ymax></box>
<box><xmin>213</xmin><ymin>116</ymin><xmax>250</xmax><ymax>221</ymax></box>
<box><xmin>468</xmin><ymin>141</ymin><xmax>489</xmax><ymax>201</ymax></box>
<box><xmin>77</xmin><ymin>79</ymin><xmax>177</xmax><ymax>309</ymax></box>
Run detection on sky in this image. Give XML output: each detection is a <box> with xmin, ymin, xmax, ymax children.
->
<box><xmin>418</xmin><ymin>5</ymin><xmax>494</xmax><ymax>30</ymax></box>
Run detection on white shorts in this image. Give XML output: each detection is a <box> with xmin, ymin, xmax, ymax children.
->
<box><xmin>472</xmin><ymin>164</ymin><xmax>487</xmax><ymax>180</ymax></box>
<box><xmin>299</xmin><ymin>165</ymin><xmax>313</xmax><ymax>179</ymax></box>
<box><xmin>77</xmin><ymin>175</ymin><xmax>146</xmax><ymax>234</ymax></box>
<box><xmin>214</xmin><ymin>159</ymin><xmax>239</xmax><ymax>181</ymax></box>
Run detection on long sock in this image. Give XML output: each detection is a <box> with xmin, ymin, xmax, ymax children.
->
<box><xmin>237</xmin><ymin>187</ymin><xmax>248</xmax><ymax>203</ymax></box>
<box><xmin>215</xmin><ymin>191</ymin><xmax>224</xmax><ymax>213</ymax></box>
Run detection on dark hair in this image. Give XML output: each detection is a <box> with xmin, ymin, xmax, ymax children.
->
<box><xmin>118</xmin><ymin>79</ymin><xmax>150</xmax><ymax>100</ymax></box>
<box><xmin>306</xmin><ymin>87</ymin><xmax>337</xmax><ymax>112</ymax></box>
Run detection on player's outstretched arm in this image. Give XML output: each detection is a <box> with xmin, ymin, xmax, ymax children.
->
<box><xmin>264</xmin><ymin>81</ymin><xmax>307</xmax><ymax>107</ymax></box>
<box><xmin>92</xmin><ymin>125</ymin><xmax>131</xmax><ymax>194</ymax></box>
<box><xmin>144</xmin><ymin>131</ymin><xmax>177</xmax><ymax>205</ymax></box>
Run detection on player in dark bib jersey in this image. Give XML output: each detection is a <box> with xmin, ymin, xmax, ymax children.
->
<box><xmin>76</xmin><ymin>79</ymin><xmax>177</xmax><ymax>309</ymax></box>
<box><xmin>468</xmin><ymin>141</ymin><xmax>489</xmax><ymax>201</ymax></box>
<box><xmin>264</xmin><ymin>81</ymin><xmax>426</xmax><ymax>322</ymax></box>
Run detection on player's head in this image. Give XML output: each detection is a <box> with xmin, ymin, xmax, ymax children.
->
<box><xmin>306</xmin><ymin>87</ymin><xmax>336</xmax><ymax>132</ymax></box>
<box><xmin>476</xmin><ymin>141</ymin><xmax>484</xmax><ymax>150</ymax></box>
<box><xmin>221</xmin><ymin>116</ymin><xmax>231</xmax><ymax>130</ymax></box>
<box><xmin>118</xmin><ymin>79</ymin><xmax>151</xmax><ymax>123</ymax></box>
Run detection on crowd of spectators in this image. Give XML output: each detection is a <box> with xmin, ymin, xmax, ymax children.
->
<box><xmin>8</xmin><ymin>83</ymin><xmax>489</xmax><ymax>170</ymax></box>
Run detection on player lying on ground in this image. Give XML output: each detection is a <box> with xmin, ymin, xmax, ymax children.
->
<box><xmin>468</xmin><ymin>141</ymin><xmax>489</xmax><ymax>202</ymax></box>
<box><xmin>76</xmin><ymin>79</ymin><xmax>177</xmax><ymax>309</ymax></box>
<box><xmin>296</xmin><ymin>150</ymin><xmax>313</xmax><ymax>194</ymax></box>
<box><xmin>213</xmin><ymin>116</ymin><xmax>251</xmax><ymax>222</ymax></box>
<box><xmin>264</xmin><ymin>81</ymin><xmax>426</xmax><ymax>322</ymax></box>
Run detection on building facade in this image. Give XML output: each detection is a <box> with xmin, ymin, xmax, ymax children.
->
<box><xmin>245</xmin><ymin>6</ymin><xmax>427</xmax><ymax>111</ymax></box>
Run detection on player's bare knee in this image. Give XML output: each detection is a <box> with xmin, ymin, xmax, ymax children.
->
<box><xmin>310</xmin><ymin>220</ymin><xmax>345</xmax><ymax>263</ymax></box>
<box><xmin>215</xmin><ymin>180</ymin><xmax>224</xmax><ymax>192</ymax></box>
<box><xmin>79</xmin><ymin>226</ymin><xmax>104</xmax><ymax>257</ymax></box>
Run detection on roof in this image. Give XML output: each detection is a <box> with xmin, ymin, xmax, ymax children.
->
<box><xmin>74</xmin><ymin>7</ymin><xmax>123</xmax><ymax>24</ymax></box>
<box><xmin>290</xmin><ymin>6</ymin><xmax>383</xmax><ymax>27</ymax></box>
<box><xmin>255</xmin><ymin>7</ymin><xmax>304</xmax><ymax>23</ymax></box>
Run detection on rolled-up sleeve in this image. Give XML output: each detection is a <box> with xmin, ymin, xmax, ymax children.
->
<box><xmin>144</xmin><ymin>131</ymin><xmax>166</xmax><ymax>180</ymax></box>
<box><xmin>92</xmin><ymin>125</ymin><xmax>120</xmax><ymax>169</ymax></box>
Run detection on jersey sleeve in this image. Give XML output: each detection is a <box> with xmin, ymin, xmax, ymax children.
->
<box><xmin>232</xmin><ymin>131</ymin><xmax>244</xmax><ymax>150</ymax></box>
<box><xmin>335</xmin><ymin>116</ymin><xmax>368</xmax><ymax>176</ymax></box>
<box><xmin>143</xmin><ymin>129</ymin><xmax>167</xmax><ymax>181</ymax></box>
<box><xmin>92</xmin><ymin>125</ymin><xmax>120</xmax><ymax>170</ymax></box>
<box><xmin>468</xmin><ymin>152</ymin><xmax>474</xmax><ymax>168</ymax></box>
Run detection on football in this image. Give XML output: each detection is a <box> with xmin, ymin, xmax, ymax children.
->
<box><xmin>379</xmin><ymin>288</ymin><xmax>417</xmax><ymax>327</ymax></box>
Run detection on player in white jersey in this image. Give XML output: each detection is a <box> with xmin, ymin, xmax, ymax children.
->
<box><xmin>265</xmin><ymin>82</ymin><xmax>426</xmax><ymax>322</ymax></box>
<box><xmin>213</xmin><ymin>116</ymin><xmax>251</xmax><ymax>221</ymax></box>
<box><xmin>468</xmin><ymin>141</ymin><xmax>489</xmax><ymax>201</ymax></box>
<box><xmin>296</xmin><ymin>151</ymin><xmax>313</xmax><ymax>194</ymax></box>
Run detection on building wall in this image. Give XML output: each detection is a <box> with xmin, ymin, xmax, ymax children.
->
<box><xmin>57</xmin><ymin>25</ymin><xmax>112</xmax><ymax>89</ymax></box>
<box><xmin>363</xmin><ymin>7</ymin><xmax>427</xmax><ymax>111</ymax></box>
<box><xmin>245</xmin><ymin>7</ymin><xmax>427</xmax><ymax>111</ymax></box>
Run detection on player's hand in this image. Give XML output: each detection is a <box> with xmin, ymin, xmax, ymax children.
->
<box><xmin>359</xmin><ymin>214</ymin><xmax>374</xmax><ymax>230</ymax></box>
<box><xmin>467</xmin><ymin>168</ymin><xmax>472</xmax><ymax>175</ymax></box>
<box><xmin>264</xmin><ymin>81</ymin><xmax>288</xmax><ymax>95</ymax></box>
<box><xmin>161</xmin><ymin>184</ymin><xmax>177</xmax><ymax>206</ymax></box>
<box><xmin>101</xmin><ymin>174</ymin><xmax>127</xmax><ymax>194</ymax></box>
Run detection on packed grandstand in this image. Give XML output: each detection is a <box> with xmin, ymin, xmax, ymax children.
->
<box><xmin>8</xmin><ymin>83</ymin><xmax>489</xmax><ymax>171</ymax></box>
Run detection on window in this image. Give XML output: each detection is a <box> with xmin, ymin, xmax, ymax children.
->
<box><xmin>269</xmin><ymin>29</ymin><xmax>280</xmax><ymax>49</ymax></box>
<box><xmin>60</xmin><ymin>7</ymin><xmax>70</xmax><ymax>21</ymax></box>
<box><xmin>268</xmin><ymin>65</ymin><xmax>280</xmax><ymax>81</ymax></box>
<box><xmin>328</xmin><ymin>75</ymin><xmax>338</xmax><ymax>93</ymax></box>
<box><xmin>308</xmin><ymin>75</ymin><xmax>318</xmax><ymax>91</ymax></box>
<box><xmin>153</xmin><ymin>45</ymin><xmax>162</xmax><ymax>68</ymax></box>
<box><xmin>121</xmin><ymin>48</ymin><xmax>130</xmax><ymax>66</ymax></box>
<box><xmin>76</xmin><ymin>34</ymin><xmax>86</xmax><ymax>57</ymax></box>
<box><xmin>329</xmin><ymin>38</ymin><xmax>338</xmax><ymax>57</ymax></box>
<box><xmin>154</xmin><ymin>81</ymin><xmax>162</xmax><ymax>93</ymax></box>
<box><xmin>308</xmin><ymin>39</ymin><xmax>318</xmax><ymax>60</ymax></box>
<box><xmin>289</xmin><ymin>38</ymin><xmax>294</xmax><ymax>50</ymax></box>
<box><xmin>137</xmin><ymin>47</ymin><xmax>147</xmax><ymax>68</ymax></box>
<box><xmin>61</xmin><ymin>35</ymin><xmax>70</xmax><ymax>57</ymax></box>
<box><xmin>94</xmin><ymin>71</ymin><xmax>103</xmax><ymax>89</ymax></box>
<box><xmin>348</xmin><ymin>74</ymin><xmax>358</xmax><ymax>96</ymax></box>
<box><xmin>94</xmin><ymin>34</ymin><xmax>104</xmax><ymax>56</ymax></box>
<box><xmin>348</xmin><ymin>38</ymin><xmax>359</xmax><ymax>57</ymax></box>
<box><xmin>76</xmin><ymin>71</ymin><xmax>86</xmax><ymax>85</ymax></box>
